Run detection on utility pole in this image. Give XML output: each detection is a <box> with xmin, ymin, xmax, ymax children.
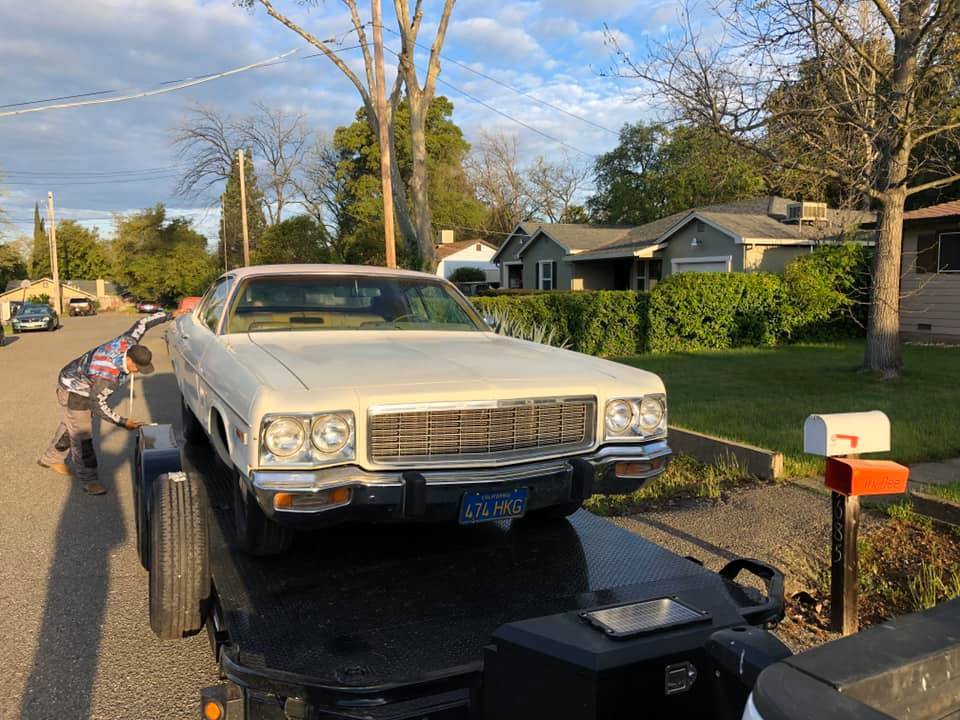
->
<box><xmin>372</xmin><ymin>0</ymin><xmax>397</xmax><ymax>268</ymax></box>
<box><xmin>47</xmin><ymin>192</ymin><xmax>62</xmax><ymax>315</ymax></box>
<box><xmin>221</xmin><ymin>192</ymin><xmax>229</xmax><ymax>273</ymax></box>
<box><xmin>237</xmin><ymin>149</ymin><xmax>251</xmax><ymax>267</ymax></box>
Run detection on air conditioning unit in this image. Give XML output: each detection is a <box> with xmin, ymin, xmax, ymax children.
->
<box><xmin>786</xmin><ymin>201</ymin><xmax>828</xmax><ymax>223</ymax></box>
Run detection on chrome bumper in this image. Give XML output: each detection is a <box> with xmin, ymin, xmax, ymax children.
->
<box><xmin>250</xmin><ymin>439</ymin><xmax>672</xmax><ymax>515</ymax></box>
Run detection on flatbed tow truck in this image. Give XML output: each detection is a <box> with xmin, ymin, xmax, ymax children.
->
<box><xmin>135</xmin><ymin>425</ymin><xmax>960</xmax><ymax>720</ymax></box>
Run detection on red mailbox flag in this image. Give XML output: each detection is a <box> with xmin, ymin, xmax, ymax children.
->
<box><xmin>824</xmin><ymin>457</ymin><xmax>909</xmax><ymax>497</ymax></box>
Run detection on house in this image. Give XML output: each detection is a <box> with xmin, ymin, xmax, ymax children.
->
<box><xmin>492</xmin><ymin>198</ymin><xmax>872</xmax><ymax>291</ymax></box>
<box><xmin>899</xmin><ymin>200</ymin><xmax>960</xmax><ymax>341</ymax></box>
<box><xmin>433</xmin><ymin>230</ymin><xmax>499</xmax><ymax>283</ymax></box>
<box><xmin>0</xmin><ymin>277</ymin><xmax>124</xmax><ymax>322</ymax></box>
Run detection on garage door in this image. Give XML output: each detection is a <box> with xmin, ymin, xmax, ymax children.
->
<box><xmin>675</xmin><ymin>261</ymin><xmax>728</xmax><ymax>273</ymax></box>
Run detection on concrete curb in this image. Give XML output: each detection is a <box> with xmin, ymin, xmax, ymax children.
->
<box><xmin>668</xmin><ymin>426</ymin><xmax>784</xmax><ymax>480</ymax></box>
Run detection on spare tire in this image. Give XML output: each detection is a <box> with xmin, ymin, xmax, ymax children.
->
<box><xmin>149</xmin><ymin>471</ymin><xmax>210</xmax><ymax>640</ymax></box>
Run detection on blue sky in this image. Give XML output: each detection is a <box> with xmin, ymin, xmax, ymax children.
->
<box><xmin>0</xmin><ymin>0</ymin><xmax>685</xmax><ymax>244</ymax></box>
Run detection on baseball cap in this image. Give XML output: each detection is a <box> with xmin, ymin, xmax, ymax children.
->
<box><xmin>128</xmin><ymin>344</ymin><xmax>155</xmax><ymax>375</ymax></box>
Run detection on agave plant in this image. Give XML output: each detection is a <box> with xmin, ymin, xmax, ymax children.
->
<box><xmin>486</xmin><ymin>307</ymin><xmax>571</xmax><ymax>349</ymax></box>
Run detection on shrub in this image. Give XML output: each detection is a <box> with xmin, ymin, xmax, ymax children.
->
<box><xmin>472</xmin><ymin>291</ymin><xmax>648</xmax><ymax>356</ymax></box>
<box><xmin>782</xmin><ymin>243</ymin><xmax>871</xmax><ymax>340</ymax></box>
<box><xmin>27</xmin><ymin>293</ymin><xmax>52</xmax><ymax>306</ymax></box>
<box><xmin>647</xmin><ymin>272</ymin><xmax>790</xmax><ymax>352</ymax></box>
<box><xmin>449</xmin><ymin>266</ymin><xmax>487</xmax><ymax>282</ymax></box>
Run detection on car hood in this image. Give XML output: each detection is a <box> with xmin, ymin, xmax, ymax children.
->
<box><xmin>241</xmin><ymin>330</ymin><xmax>662</xmax><ymax>399</ymax></box>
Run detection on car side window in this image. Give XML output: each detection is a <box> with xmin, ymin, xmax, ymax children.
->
<box><xmin>202</xmin><ymin>279</ymin><xmax>232</xmax><ymax>332</ymax></box>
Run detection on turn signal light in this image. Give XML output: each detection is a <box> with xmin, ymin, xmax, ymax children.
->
<box><xmin>616</xmin><ymin>458</ymin><xmax>665</xmax><ymax>478</ymax></box>
<box><xmin>203</xmin><ymin>700</ymin><xmax>224</xmax><ymax>720</ymax></box>
<box><xmin>274</xmin><ymin>487</ymin><xmax>352</xmax><ymax>511</ymax></box>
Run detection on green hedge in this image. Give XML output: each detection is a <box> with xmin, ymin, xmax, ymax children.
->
<box><xmin>473</xmin><ymin>244</ymin><xmax>868</xmax><ymax>355</ymax></box>
<box><xmin>473</xmin><ymin>291</ymin><xmax>649</xmax><ymax>356</ymax></box>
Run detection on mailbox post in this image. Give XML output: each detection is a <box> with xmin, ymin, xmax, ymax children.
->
<box><xmin>803</xmin><ymin>412</ymin><xmax>909</xmax><ymax>636</ymax></box>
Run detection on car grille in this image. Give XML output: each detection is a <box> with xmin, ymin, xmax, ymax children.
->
<box><xmin>368</xmin><ymin>397</ymin><xmax>596</xmax><ymax>465</ymax></box>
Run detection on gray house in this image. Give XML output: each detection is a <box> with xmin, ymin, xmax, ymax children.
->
<box><xmin>492</xmin><ymin>197</ymin><xmax>871</xmax><ymax>291</ymax></box>
<box><xmin>899</xmin><ymin>200</ymin><xmax>960</xmax><ymax>341</ymax></box>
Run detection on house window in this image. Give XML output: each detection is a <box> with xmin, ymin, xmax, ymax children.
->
<box><xmin>475</xmin><ymin>243</ymin><xmax>482</xmax><ymax>251</ymax></box>
<box><xmin>537</xmin><ymin>260</ymin><xmax>557</xmax><ymax>290</ymax></box>
<box><xmin>696</xmin><ymin>221</ymin><xmax>706</xmax><ymax>233</ymax></box>
<box><xmin>917</xmin><ymin>232</ymin><xmax>960</xmax><ymax>273</ymax></box>
<box><xmin>649</xmin><ymin>259</ymin><xmax>662</xmax><ymax>281</ymax></box>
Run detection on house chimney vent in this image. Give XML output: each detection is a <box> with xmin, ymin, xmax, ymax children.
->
<box><xmin>440</xmin><ymin>229</ymin><xmax>455</xmax><ymax>244</ymax></box>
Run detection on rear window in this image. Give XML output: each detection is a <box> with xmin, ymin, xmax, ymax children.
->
<box><xmin>226</xmin><ymin>275</ymin><xmax>483</xmax><ymax>334</ymax></box>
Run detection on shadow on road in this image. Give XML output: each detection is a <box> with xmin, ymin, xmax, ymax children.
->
<box><xmin>2</xmin><ymin>335</ymin><xmax>20</xmax><ymax>346</ymax></box>
<box><xmin>19</xmin><ymin>417</ymin><xmax>126</xmax><ymax>719</ymax></box>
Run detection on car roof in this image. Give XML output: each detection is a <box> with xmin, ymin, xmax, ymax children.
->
<box><xmin>221</xmin><ymin>264</ymin><xmax>438</xmax><ymax>282</ymax></box>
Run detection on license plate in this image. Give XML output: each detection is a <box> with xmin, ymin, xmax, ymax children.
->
<box><xmin>459</xmin><ymin>488</ymin><xmax>528</xmax><ymax>524</ymax></box>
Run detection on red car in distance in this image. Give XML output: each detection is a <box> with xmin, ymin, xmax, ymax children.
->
<box><xmin>177</xmin><ymin>296</ymin><xmax>202</xmax><ymax>313</ymax></box>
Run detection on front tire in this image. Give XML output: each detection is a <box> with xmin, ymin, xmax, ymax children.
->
<box><xmin>149</xmin><ymin>472</ymin><xmax>210</xmax><ymax>640</ymax></box>
<box><xmin>231</xmin><ymin>468</ymin><xmax>294</xmax><ymax>556</ymax></box>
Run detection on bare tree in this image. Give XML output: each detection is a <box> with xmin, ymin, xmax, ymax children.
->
<box><xmin>171</xmin><ymin>105</ymin><xmax>235</xmax><ymax>199</ymax></box>
<box><xmin>465</xmin><ymin>131</ymin><xmax>537</xmax><ymax>235</ymax></box>
<box><xmin>237</xmin><ymin>102</ymin><xmax>309</xmax><ymax>224</ymax></box>
<box><xmin>295</xmin><ymin>136</ymin><xmax>354</xmax><ymax>261</ymax></box>
<box><xmin>243</xmin><ymin>0</ymin><xmax>456</xmax><ymax>268</ymax></box>
<box><xmin>610</xmin><ymin>0</ymin><xmax>960</xmax><ymax>377</ymax></box>
<box><xmin>527</xmin><ymin>154</ymin><xmax>591</xmax><ymax>223</ymax></box>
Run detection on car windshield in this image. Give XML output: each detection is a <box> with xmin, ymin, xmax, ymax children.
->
<box><xmin>20</xmin><ymin>305</ymin><xmax>48</xmax><ymax>316</ymax></box>
<box><xmin>226</xmin><ymin>275</ymin><xmax>484</xmax><ymax>334</ymax></box>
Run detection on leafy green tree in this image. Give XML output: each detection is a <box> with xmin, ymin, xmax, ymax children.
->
<box><xmin>55</xmin><ymin>221</ymin><xmax>111</xmax><ymax>280</ymax></box>
<box><xmin>449</xmin><ymin>266</ymin><xmax>486</xmax><ymax>282</ymax></box>
<box><xmin>113</xmin><ymin>205</ymin><xmax>216</xmax><ymax>302</ymax></box>
<box><xmin>587</xmin><ymin>123</ymin><xmax>766</xmax><ymax>225</ymax></box>
<box><xmin>219</xmin><ymin>149</ymin><xmax>266</xmax><ymax>270</ymax></box>
<box><xmin>334</xmin><ymin>97</ymin><xmax>485</xmax><ymax>268</ymax></box>
<box><xmin>30</xmin><ymin>202</ymin><xmax>49</xmax><ymax>278</ymax></box>
<box><xmin>0</xmin><ymin>242</ymin><xmax>28</xmax><ymax>288</ymax></box>
<box><xmin>253</xmin><ymin>215</ymin><xmax>329</xmax><ymax>265</ymax></box>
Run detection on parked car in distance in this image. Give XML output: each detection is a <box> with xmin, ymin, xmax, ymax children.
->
<box><xmin>177</xmin><ymin>296</ymin><xmax>202</xmax><ymax>313</ymax></box>
<box><xmin>11</xmin><ymin>304</ymin><xmax>59</xmax><ymax>332</ymax></box>
<box><xmin>68</xmin><ymin>297</ymin><xmax>96</xmax><ymax>316</ymax></box>
<box><xmin>168</xmin><ymin>264</ymin><xmax>671</xmax><ymax>555</ymax></box>
<box><xmin>9</xmin><ymin>300</ymin><xmax>24</xmax><ymax>318</ymax></box>
<box><xmin>136</xmin><ymin>300</ymin><xmax>162</xmax><ymax>314</ymax></box>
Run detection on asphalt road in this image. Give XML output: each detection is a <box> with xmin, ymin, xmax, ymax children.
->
<box><xmin>0</xmin><ymin>313</ymin><xmax>218</xmax><ymax>719</ymax></box>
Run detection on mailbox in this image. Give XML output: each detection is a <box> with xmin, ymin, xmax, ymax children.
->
<box><xmin>803</xmin><ymin>411</ymin><xmax>890</xmax><ymax>457</ymax></box>
<box><xmin>824</xmin><ymin>457</ymin><xmax>909</xmax><ymax>497</ymax></box>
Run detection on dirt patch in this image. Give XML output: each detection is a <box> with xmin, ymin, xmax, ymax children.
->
<box><xmin>605</xmin><ymin>482</ymin><xmax>960</xmax><ymax>653</ymax></box>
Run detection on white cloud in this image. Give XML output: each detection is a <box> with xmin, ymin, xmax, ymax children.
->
<box><xmin>448</xmin><ymin>17</ymin><xmax>543</xmax><ymax>63</ymax></box>
<box><xmin>579</xmin><ymin>28</ymin><xmax>634</xmax><ymax>57</ymax></box>
<box><xmin>546</xmin><ymin>0</ymin><xmax>638</xmax><ymax>20</ymax></box>
<box><xmin>531</xmin><ymin>17</ymin><xmax>580</xmax><ymax>39</ymax></box>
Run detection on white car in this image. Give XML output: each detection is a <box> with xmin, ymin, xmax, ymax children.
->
<box><xmin>167</xmin><ymin>265</ymin><xmax>671</xmax><ymax>554</ymax></box>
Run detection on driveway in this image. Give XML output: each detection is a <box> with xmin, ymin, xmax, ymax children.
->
<box><xmin>0</xmin><ymin>314</ymin><xmax>218</xmax><ymax>719</ymax></box>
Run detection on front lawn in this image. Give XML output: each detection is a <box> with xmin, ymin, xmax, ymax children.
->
<box><xmin>617</xmin><ymin>342</ymin><xmax>960</xmax><ymax>477</ymax></box>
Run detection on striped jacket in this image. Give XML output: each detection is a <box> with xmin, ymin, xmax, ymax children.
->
<box><xmin>58</xmin><ymin>312</ymin><xmax>172</xmax><ymax>426</ymax></box>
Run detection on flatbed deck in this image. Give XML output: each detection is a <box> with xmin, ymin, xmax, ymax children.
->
<box><xmin>187</xmin><ymin>444</ymin><xmax>764</xmax><ymax>695</ymax></box>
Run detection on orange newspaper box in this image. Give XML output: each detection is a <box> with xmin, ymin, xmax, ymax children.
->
<box><xmin>824</xmin><ymin>457</ymin><xmax>909</xmax><ymax>497</ymax></box>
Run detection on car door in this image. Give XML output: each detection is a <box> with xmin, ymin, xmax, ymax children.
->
<box><xmin>175</xmin><ymin>277</ymin><xmax>232</xmax><ymax>420</ymax></box>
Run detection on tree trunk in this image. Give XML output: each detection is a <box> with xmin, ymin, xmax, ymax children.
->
<box><xmin>407</xmin><ymin>92</ymin><xmax>435</xmax><ymax>271</ymax></box>
<box><xmin>864</xmin><ymin>191</ymin><xmax>904</xmax><ymax>377</ymax></box>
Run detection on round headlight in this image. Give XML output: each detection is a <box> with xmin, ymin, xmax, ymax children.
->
<box><xmin>637</xmin><ymin>396</ymin><xmax>665</xmax><ymax>433</ymax></box>
<box><xmin>312</xmin><ymin>414</ymin><xmax>351</xmax><ymax>453</ymax></box>
<box><xmin>605</xmin><ymin>400</ymin><xmax>634</xmax><ymax>434</ymax></box>
<box><xmin>264</xmin><ymin>417</ymin><xmax>305</xmax><ymax>457</ymax></box>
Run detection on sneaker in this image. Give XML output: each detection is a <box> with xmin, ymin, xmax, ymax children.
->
<box><xmin>82</xmin><ymin>481</ymin><xmax>107</xmax><ymax>496</ymax></box>
<box><xmin>38</xmin><ymin>460</ymin><xmax>72</xmax><ymax>476</ymax></box>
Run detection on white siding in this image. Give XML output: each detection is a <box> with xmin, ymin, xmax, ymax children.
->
<box><xmin>435</xmin><ymin>243</ymin><xmax>499</xmax><ymax>282</ymax></box>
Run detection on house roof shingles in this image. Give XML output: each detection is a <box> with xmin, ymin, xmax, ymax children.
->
<box><xmin>434</xmin><ymin>238</ymin><xmax>497</xmax><ymax>260</ymax></box>
<box><xmin>903</xmin><ymin>200</ymin><xmax>960</xmax><ymax>221</ymax></box>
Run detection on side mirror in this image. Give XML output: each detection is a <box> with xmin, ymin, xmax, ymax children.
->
<box><xmin>484</xmin><ymin>315</ymin><xmax>496</xmax><ymax>329</ymax></box>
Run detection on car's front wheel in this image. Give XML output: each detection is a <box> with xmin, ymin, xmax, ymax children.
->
<box><xmin>179</xmin><ymin>392</ymin><xmax>207</xmax><ymax>445</ymax></box>
<box><xmin>230</xmin><ymin>468</ymin><xmax>294</xmax><ymax>556</ymax></box>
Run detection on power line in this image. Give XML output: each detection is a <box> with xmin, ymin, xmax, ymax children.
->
<box><xmin>433</xmin><ymin>75</ymin><xmax>597</xmax><ymax>158</ymax></box>
<box><xmin>380</xmin><ymin>25</ymin><xmax>620</xmax><ymax>137</ymax></box>
<box><xmin>0</xmin><ymin>48</ymin><xmax>301</xmax><ymax>118</ymax></box>
<box><xmin>3</xmin><ymin>165</ymin><xmax>188</xmax><ymax>177</ymax></box>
